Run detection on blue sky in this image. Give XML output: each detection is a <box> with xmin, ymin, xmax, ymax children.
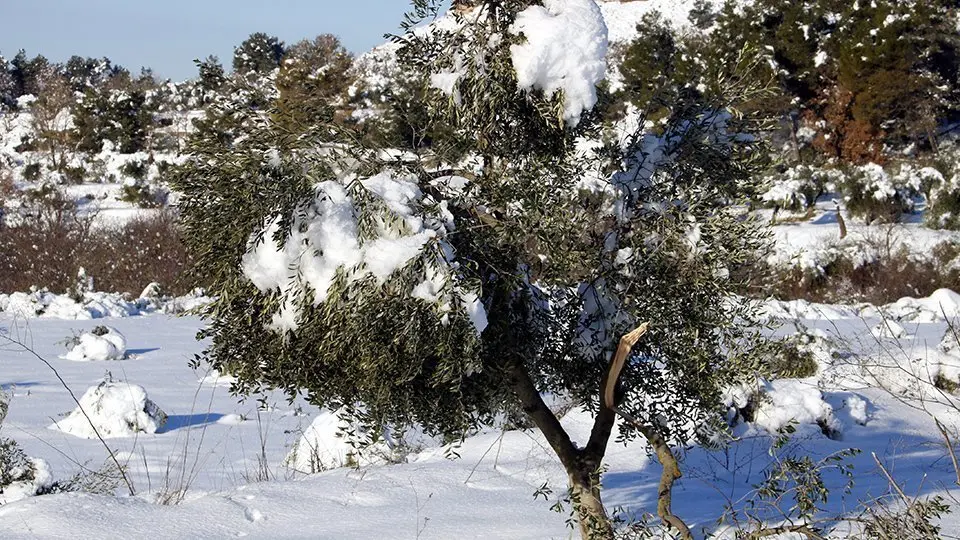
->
<box><xmin>0</xmin><ymin>0</ymin><xmax>421</xmax><ymax>81</ymax></box>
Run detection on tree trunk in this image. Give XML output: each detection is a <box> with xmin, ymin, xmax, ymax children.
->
<box><xmin>501</xmin><ymin>354</ymin><xmax>615</xmax><ymax>539</ymax></box>
<box><xmin>569</xmin><ymin>469</ymin><xmax>614</xmax><ymax>540</ymax></box>
<box><xmin>491</xmin><ymin>288</ymin><xmax>621</xmax><ymax>539</ymax></box>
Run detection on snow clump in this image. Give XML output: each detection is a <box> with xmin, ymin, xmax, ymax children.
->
<box><xmin>49</xmin><ymin>381</ymin><xmax>167</xmax><ymax>439</ymax></box>
<box><xmin>753</xmin><ymin>380</ymin><xmax>841</xmax><ymax>438</ymax></box>
<box><xmin>510</xmin><ymin>0</ymin><xmax>608</xmax><ymax>125</ymax></box>
<box><xmin>61</xmin><ymin>326</ymin><xmax>127</xmax><ymax>362</ymax></box>
<box><xmin>0</xmin><ymin>456</ymin><xmax>53</xmax><ymax>506</ymax></box>
<box><xmin>241</xmin><ymin>172</ymin><xmax>487</xmax><ymax>335</ymax></box>
<box><xmin>284</xmin><ymin>410</ymin><xmax>439</xmax><ymax>474</ymax></box>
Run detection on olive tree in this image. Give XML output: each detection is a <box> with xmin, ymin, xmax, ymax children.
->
<box><xmin>174</xmin><ymin>1</ymin><xmax>771</xmax><ymax>537</ymax></box>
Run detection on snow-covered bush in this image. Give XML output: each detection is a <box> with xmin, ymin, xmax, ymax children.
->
<box><xmin>0</xmin><ymin>391</ymin><xmax>54</xmax><ymax>505</ymax></box>
<box><xmin>926</xmin><ymin>172</ymin><xmax>960</xmax><ymax>230</ymax></box>
<box><xmin>49</xmin><ymin>380</ymin><xmax>167</xmax><ymax>438</ymax></box>
<box><xmin>760</xmin><ymin>164</ymin><xmax>842</xmax><ymax>212</ymax></box>
<box><xmin>284</xmin><ymin>411</ymin><xmax>439</xmax><ymax>474</ymax></box>
<box><xmin>0</xmin><ymin>438</ymin><xmax>53</xmax><ymax>505</ymax></box>
<box><xmin>842</xmin><ymin>162</ymin><xmax>918</xmax><ymax>223</ymax></box>
<box><xmin>61</xmin><ymin>325</ymin><xmax>127</xmax><ymax>361</ymax></box>
<box><xmin>725</xmin><ymin>380</ymin><xmax>842</xmax><ymax>439</ymax></box>
<box><xmin>762</xmin><ymin>333</ymin><xmax>821</xmax><ymax>379</ymax></box>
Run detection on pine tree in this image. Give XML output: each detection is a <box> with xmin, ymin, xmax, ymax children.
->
<box><xmin>232</xmin><ymin>33</ymin><xmax>285</xmax><ymax>77</ymax></box>
<box><xmin>10</xmin><ymin>50</ymin><xmax>53</xmax><ymax>99</ymax></box>
<box><xmin>196</xmin><ymin>55</ymin><xmax>226</xmax><ymax>102</ymax></box>
<box><xmin>710</xmin><ymin>0</ymin><xmax>960</xmax><ymax>161</ymax></box>
<box><xmin>0</xmin><ymin>53</ymin><xmax>14</xmax><ymax>108</ymax></box>
<box><xmin>275</xmin><ymin>34</ymin><xmax>353</xmax><ymax>133</ymax></box>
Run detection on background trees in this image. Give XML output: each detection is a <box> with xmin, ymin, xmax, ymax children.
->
<box><xmin>706</xmin><ymin>0</ymin><xmax>960</xmax><ymax>162</ymax></box>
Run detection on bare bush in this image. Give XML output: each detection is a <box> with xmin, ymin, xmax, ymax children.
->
<box><xmin>742</xmin><ymin>238</ymin><xmax>960</xmax><ymax>305</ymax></box>
<box><xmin>0</xmin><ymin>201</ymin><xmax>193</xmax><ymax>295</ymax></box>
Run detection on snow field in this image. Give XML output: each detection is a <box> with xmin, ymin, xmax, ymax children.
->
<box><xmin>4</xmin><ymin>289</ymin><xmax>960</xmax><ymax>536</ymax></box>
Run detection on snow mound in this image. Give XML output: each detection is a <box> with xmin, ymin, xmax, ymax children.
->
<box><xmin>61</xmin><ymin>326</ymin><xmax>127</xmax><ymax>362</ymax></box>
<box><xmin>198</xmin><ymin>369</ymin><xmax>239</xmax><ymax>387</ymax></box>
<box><xmin>49</xmin><ymin>381</ymin><xmax>167</xmax><ymax>439</ymax></box>
<box><xmin>870</xmin><ymin>319</ymin><xmax>909</xmax><ymax>340</ymax></box>
<box><xmin>753</xmin><ymin>380</ymin><xmax>841</xmax><ymax>438</ymax></box>
<box><xmin>844</xmin><ymin>395</ymin><xmax>869</xmax><ymax>426</ymax></box>
<box><xmin>510</xmin><ymin>0</ymin><xmax>608</xmax><ymax>126</ymax></box>
<box><xmin>0</xmin><ymin>457</ymin><xmax>53</xmax><ymax>506</ymax></box>
<box><xmin>0</xmin><ymin>288</ymin><xmax>212</xmax><ymax>320</ymax></box>
<box><xmin>889</xmin><ymin>289</ymin><xmax>960</xmax><ymax>320</ymax></box>
<box><xmin>284</xmin><ymin>411</ymin><xmax>439</xmax><ymax>474</ymax></box>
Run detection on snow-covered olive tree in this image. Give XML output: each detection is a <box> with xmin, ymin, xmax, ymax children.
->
<box><xmin>174</xmin><ymin>1</ymin><xmax>772</xmax><ymax>537</ymax></box>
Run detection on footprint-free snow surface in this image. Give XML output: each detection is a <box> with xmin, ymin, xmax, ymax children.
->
<box><xmin>4</xmin><ymin>299</ymin><xmax>960</xmax><ymax>538</ymax></box>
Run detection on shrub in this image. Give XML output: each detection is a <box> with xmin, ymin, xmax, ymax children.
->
<box><xmin>22</xmin><ymin>163</ymin><xmax>41</xmax><ymax>181</ymax></box>
<box><xmin>120</xmin><ymin>183</ymin><xmax>164</xmax><ymax>208</ymax></box>
<box><xmin>842</xmin><ymin>163</ymin><xmax>916</xmax><ymax>223</ymax></box>
<box><xmin>747</xmin><ymin>238</ymin><xmax>960</xmax><ymax>304</ymax></box>
<box><xmin>0</xmin><ymin>204</ymin><xmax>192</xmax><ymax>295</ymax></box>
<box><xmin>60</xmin><ymin>164</ymin><xmax>87</xmax><ymax>184</ymax></box>
<box><xmin>761</xmin><ymin>164</ymin><xmax>841</xmax><ymax>212</ymax></box>
<box><xmin>765</xmin><ymin>339</ymin><xmax>819</xmax><ymax>379</ymax></box>
<box><xmin>119</xmin><ymin>160</ymin><xmax>148</xmax><ymax>181</ymax></box>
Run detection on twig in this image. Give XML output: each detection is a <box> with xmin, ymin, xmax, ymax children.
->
<box><xmin>872</xmin><ymin>453</ymin><xmax>908</xmax><ymax>504</ymax></box>
<box><xmin>935</xmin><ymin>419</ymin><xmax>960</xmax><ymax>487</ymax></box>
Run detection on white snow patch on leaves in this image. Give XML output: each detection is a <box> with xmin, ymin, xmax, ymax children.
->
<box><xmin>240</xmin><ymin>172</ymin><xmax>486</xmax><ymax>333</ymax></box>
<box><xmin>510</xmin><ymin>0</ymin><xmax>608</xmax><ymax>126</ymax></box>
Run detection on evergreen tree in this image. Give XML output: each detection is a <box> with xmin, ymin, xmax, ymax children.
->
<box><xmin>0</xmin><ymin>53</ymin><xmax>14</xmax><ymax>108</ymax></box>
<box><xmin>232</xmin><ymin>33</ymin><xmax>285</xmax><ymax>77</ymax></box>
<box><xmin>175</xmin><ymin>2</ymin><xmax>773</xmax><ymax>537</ymax></box>
<box><xmin>710</xmin><ymin>0</ymin><xmax>960</xmax><ymax>161</ymax></box>
<box><xmin>275</xmin><ymin>34</ymin><xmax>353</xmax><ymax>132</ymax></box>
<box><xmin>10</xmin><ymin>50</ymin><xmax>54</xmax><ymax>99</ymax></box>
<box><xmin>196</xmin><ymin>55</ymin><xmax>226</xmax><ymax>101</ymax></box>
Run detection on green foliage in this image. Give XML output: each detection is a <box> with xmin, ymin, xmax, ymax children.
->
<box><xmin>841</xmin><ymin>164</ymin><xmax>916</xmax><ymax>223</ymax></box>
<box><xmin>9</xmin><ymin>49</ymin><xmax>53</xmax><ymax>99</ymax></box>
<box><xmin>0</xmin><ymin>437</ymin><xmax>34</xmax><ymax>491</ymax></box>
<box><xmin>176</xmin><ymin>0</ymin><xmax>774</xmax><ymax>480</ymax></box>
<box><xmin>233</xmin><ymin>33</ymin><xmax>285</xmax><ymax>76</ymax></box>
<box><xmin>709</xmin><ymin>0</ymin><xmax>960</xmax><ymax>161</ymax></box>
<box><xmin>120</xmin><ymin>160</ymin><xmax>148</xmax><ymax>181</ymax></box>
<box><xmin>72</xmin><ymin>78</ymin><xmax>156</xmax><ymax>154</ymax></box>
<box><xmin>748</xmin><ymin>445</ymin><xmax>860</xmax><ymax>527</ymax></box>
<box><xmin>22</xmin><ymin>163</ymin><xmax>41</xmax><ymax>181</ymax></box>
<box><xmin>195</xmin><ymin>56</ymin><xmax>226</xmax><ymax>103</ymax></box>
<box><xmin>275</xmin><ymin>35</ymin><xmax>353</xmax><ymax>133</ymax></box>
<box><xmin>935</xmin><ymin>372</ymin><xmax>959</xmax><ymax>393</ymax></box>
<box><xmin>618</xmin><ymin>12</ymin><xmax>682</xmax><ymax>118</ymax></box>
<box><xmin>687</xmin><ymin>0</ymin><xmax>717</xmax><ymax>30</ymax></box>
<box><xmin>61</xmin><ymin>164</ymin><xmax>87</xmax><ymax>184</ymax></box>
<box><xmin>764</xmin><ymin>337</ymin><xmax>819</xmax><ymax>379</ymax></box>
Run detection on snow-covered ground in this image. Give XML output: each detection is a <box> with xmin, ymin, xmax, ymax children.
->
<box><xmin>3</xmin><ymin>290</ymin><xmax>960</xmax><ymax>537</ymax></box>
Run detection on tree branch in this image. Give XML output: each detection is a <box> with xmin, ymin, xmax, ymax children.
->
<box><xmin>601</xmin><ymin>323</ymin><xmax>693</xmax><ymax>539</ymax></box>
